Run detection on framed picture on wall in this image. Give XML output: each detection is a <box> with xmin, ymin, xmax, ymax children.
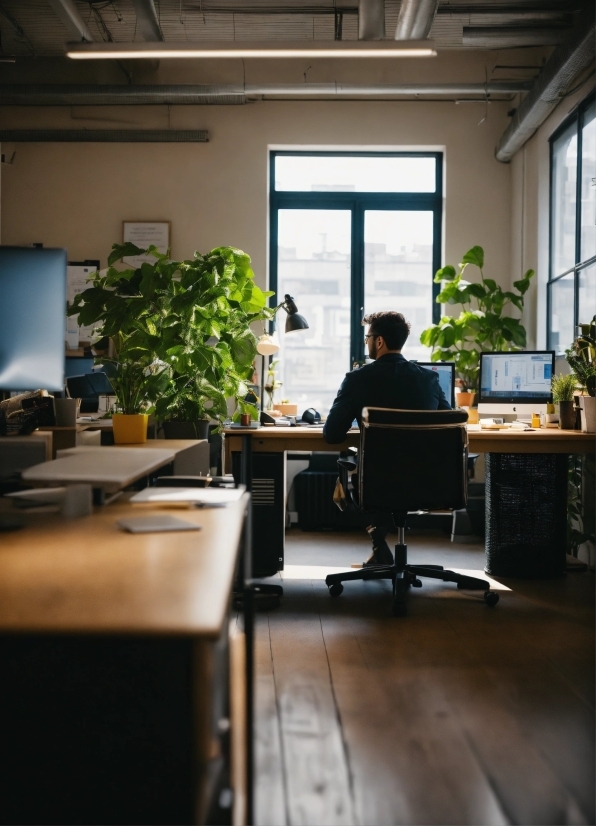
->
<box><xmin>122</xmin><ymin>221</ymin><xmax>170</xmax><ymax>267</ymax></box>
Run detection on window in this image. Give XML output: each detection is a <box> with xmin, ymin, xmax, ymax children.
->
<box><xmin>270</xmin><ymin>151</ymin><xmax>443</xmax><ymax>413</ymax></box>
<box><xmin>548</xmin><ymin>93</ymin><xmax>596</xmax><ymax>353</ymax></box>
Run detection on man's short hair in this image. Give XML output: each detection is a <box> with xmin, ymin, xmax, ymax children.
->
<box><xmin>363</xmin><ymin>311</ymin><xmax>411</xmax><ymax>350</ymax></box>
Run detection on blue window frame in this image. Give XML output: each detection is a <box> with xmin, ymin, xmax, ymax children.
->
<box><xmin>548</xmin><ymin>92</ymin><xmax>596</xmax><ymax>354</ymax></box>
<box><xmin>269</xmin><ymin>150</ymin><xmax>443</xmax><ymax>372</ymax></box>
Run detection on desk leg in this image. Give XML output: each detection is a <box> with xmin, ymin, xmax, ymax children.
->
<box><xmin>240</xmin><ymin>433</ymin><xmax>253</xmax><ymax>492</ymax></box>
<box><xmin>485</xmin><ymin>452</ymin><xmax>568</xmax><ymax>578</ymax></box>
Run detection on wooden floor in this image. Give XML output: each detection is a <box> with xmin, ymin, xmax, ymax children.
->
<box><xmin>254</xmin><ymin>529</ymin><xmax>595</xmax><ymax>826</ymax></box>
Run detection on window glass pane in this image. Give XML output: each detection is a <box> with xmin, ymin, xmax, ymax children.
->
<box><xmin>363</xmin><ymin>211</ymin><xmax>434</xmax><ymax>361</ymax></box>
<box><xmin>275</xmin><ymin>155</ymin><xmax>436</xmax><ymax>193</ymax></box>
<box><xmin>275</xmin><ymin>209</ymin><xmax>351</xmax><ymax>414</ymax></box>
<box><xmin>578</xmin><ymin>263</ymin><xmax>595</xmax><ymax>324</ymax></box>
<box><xmin>549</xmin><ymin>273</ymin><xmax>575</xmax><ymax>353</ymax></box>
<box><xmin>552</xmin><ymin>121</ymin><xmax>578</xmax><ymax>275</ymax></box>
<box><xmin>581</xmin><ymin>100</ymin><xmax>596</xmax><ymax>262</ymax></box>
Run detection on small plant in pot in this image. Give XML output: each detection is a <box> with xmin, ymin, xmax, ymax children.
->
<box><xmin>566</xmin><ymin>316</ymin><xmax>596</xmax><ymax>433</ymax></box>
<box><xmin>68</xmin><ymin>273</ymin><xmax>168</xmax><ymax>443</ymax></box>
<box><xmin>420</xmin><ymin>246</ymin><xmax>534</xmax><ymax>406</ymax></box>
<box><xmin>551</xmin><ymin>373</ymin><xmax>578</xmax><ymax>430</ymax></box>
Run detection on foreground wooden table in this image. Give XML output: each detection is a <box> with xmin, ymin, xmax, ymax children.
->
<box><xmin>0</xmin><ymin>493</ymin><xmax>249</xmax><ymax>825</ymax></box>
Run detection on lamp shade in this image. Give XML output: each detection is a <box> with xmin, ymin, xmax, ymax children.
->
<box><xmin>285</xmin><ymin>312</ymin><xmax>309</xmax><ymax>333</ymax></box>
<box><xmin>256</xmin><ymin>333</ymin><xmax>280</xmax><ymax>356</ymax></box>
<box><xmin>283</xmin><ymin>293</ymin><xmax>309</xmax><ymax>333</ymax></box>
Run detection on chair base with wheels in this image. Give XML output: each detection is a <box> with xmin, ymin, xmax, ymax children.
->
<box><xmin>325</xmin><ymin>517</ymin><xmax>499</xmax><ymax>617</ymax></box>
<box><xmin>326</xmin><ymin>407</ymin><xmax>501</xmax><ymax>617</ymax></box>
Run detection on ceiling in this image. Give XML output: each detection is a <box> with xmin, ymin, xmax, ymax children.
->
<box><xmin>0</xmin><ymin>0</ymin><xmax>584</xmax><ymax>57</ymax></box>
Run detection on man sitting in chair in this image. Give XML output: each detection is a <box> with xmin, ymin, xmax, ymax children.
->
<box><xmin>323</xmin><ymin>311</ymin><xmax>451</xmax><ymax>567</ymax></box>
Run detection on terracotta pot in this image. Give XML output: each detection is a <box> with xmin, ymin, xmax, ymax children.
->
<box><xmin>161</xmin><ymin>420</ymin><xmax>210</xmax><ymax>440</ymax></box>
<box><xmin>112</xmin><ymin>413</ymin><xmax>148</xmax><ymax>444</ymax></box>
<box><xmin>456</xmin><ymin>391</ymin><xmax>475</xmax><ymax>408</ymax></box>
<box><xmin>558</xmin><ymin>401</ymin><xmax>576</xmax><ymax>430</ymax></box>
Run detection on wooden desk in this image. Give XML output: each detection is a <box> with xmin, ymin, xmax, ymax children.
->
<box><xmin>224</xmin><ymin>425</ymin><xmax>595</xmax><ymax>465</ymax></box>
<box><xmin>223</xmin><ymin>425</ymin><xmax>595</xmax><ymax>580</ymax></box>
<box><xmin>0</xmin><ymin>494</ymin><xmax>249</xmax><ymax>824</ymax></box>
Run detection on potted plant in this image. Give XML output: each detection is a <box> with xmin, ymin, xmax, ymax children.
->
<box><xmin>68</xmin><ymin>266</ymin><xmax>168</xmax><ymax>444</ymax></box>
<box><xmin>69</xmin><ymin>242</ymin><xmax>273</xmax><ymax>439</ymax></box>
<box><xmin>566</xmin><ymin>316</ymin><xmax>596</xmax><ymax>433</ymax></box>
<box><xmin>551</xmin><ymin>373</ymin><xmax>578</xmax><ymax>430</ymax></box>
<box><xmin>420</xmin><ymin>246</ymin><xmax>534</xmax><ymax>406</ymax></box>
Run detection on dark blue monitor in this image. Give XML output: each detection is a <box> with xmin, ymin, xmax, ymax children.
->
<box><xmin>0</xmin><ymin>247</ymin><xmax>66</xmax><ymax>391</ymax></box>
<box><xmin>65</xmin><ymin>357</ymin><xmax>94</xmax><ymax>378</ymax></box>
<box><xmin>415</xmin><ymin>362</ymin><xmax>456</xmax><ymax>407</ymax></box>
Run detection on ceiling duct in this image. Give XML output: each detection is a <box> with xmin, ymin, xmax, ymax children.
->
<box><xmin>496</xmin><ymin>9</ymin><xmax>595</xmax><ymax>162</ymax></box>
<box><xmin>395</xmin><ymin>0</ymin><xmax>438</xmax><ymax>40</ymax></box>
<box><xmin>47</xmin><ymin>0</ymin><xmax>94</xmax><ymax>42</ymax></box>
<box><xmin>0</xmin><ymin>81</ymin><xmax>533</xmax><ymax>106</ymax></box>
<box><xmin>359</xmin><ymin>0</ymin><xmax>385</xmax><ymax>40</ymax></box>
<box><xmin>131</xmin><ymin>0</ymin><xmax>164</xmax><ymax>41</ymax></box>
<box><xmin>0</xmin><ymin>130</ymin><xmax>209</xmax><ymax>142</ymax></box>
<box><xmin>463</xmin><ymin>27</ymin><xmax>567</xmax><ymax>48</ymax></box>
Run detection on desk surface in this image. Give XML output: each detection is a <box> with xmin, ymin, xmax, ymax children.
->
<box><xmin>223</xmin><ymin>425</ymin><xmax>595</xmax><ymax>457</ymax></box>
<box><xmin>0</xmin><ymin>493</ymin><xmax>247</xmax><ymax>637</ymax></box>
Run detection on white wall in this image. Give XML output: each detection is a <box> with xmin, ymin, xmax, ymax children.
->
<box><xmin>1</xmin><ymin>88</ymin><xmax>513</xmax><ymax>298</ymax></box>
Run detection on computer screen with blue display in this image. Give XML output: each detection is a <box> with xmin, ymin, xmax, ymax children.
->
<box><xmin>478</xmin><ymin>351</ymin><xmax>555</xmax><ymax>417</ymax></box>
<box><xmin>416</xmin><ymin>362</ymin><xmax>455</xmax><ymax>407</ymax></box>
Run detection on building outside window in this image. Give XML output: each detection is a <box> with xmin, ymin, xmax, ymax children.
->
<box><xmin>269</xmin><ymin>151</ymin><xmax>443</xmax><ymax>413</ymax></box>
<box><xmin>548</xmin><ymin>92</ymin><xmax>596</xmax><ymax>354</ymax></box>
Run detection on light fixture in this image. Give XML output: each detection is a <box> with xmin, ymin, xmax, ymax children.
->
<box><xmin>66</xmin><ymin>41</ymin><xmax>437</xmax><ymax>60</ymax></box>
<box><xmin>281</xmin><ymin>294</ymin><xmax>309</xmax><ymax>333</ymax></box>
<box><xmin>256</xmin><ymin>295</ymin><xmax>308</xmax><ymax>415</ymax></box>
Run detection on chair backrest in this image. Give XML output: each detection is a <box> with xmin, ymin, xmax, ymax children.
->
<box><xmin>358</xmin><ymin>407</ymin><xmax>469</xmax><ymax>513</ymax></box>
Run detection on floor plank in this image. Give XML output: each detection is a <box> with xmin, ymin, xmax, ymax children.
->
<box><xmin>267</xmin><ymin>585</ymin><xmax>356</xmax><ymax>826</ymax></box>
<box><xmin>255</xmin><ymin>614</ymin><xmax>287</xmax><ymax>826</ymax></box>
<box><xmin>254</xmin><ymin>530</ymin><xmax>595</xmax><ymax>826</ymax></box>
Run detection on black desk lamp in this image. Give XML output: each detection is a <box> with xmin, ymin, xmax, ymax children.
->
<box><xmin>256</xmin><ymin>294</ymin><xmax>309</xmax><ymax>415</ymax></box>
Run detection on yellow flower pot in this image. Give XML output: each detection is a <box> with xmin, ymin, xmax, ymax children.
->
<box><xmin>112</xmin><ymin>413</ymin><xmax>148</xmax><ymax>444</ymax></box>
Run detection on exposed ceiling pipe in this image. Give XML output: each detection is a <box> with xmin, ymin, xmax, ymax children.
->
<box><xmin>0</xmin><ymin>81</ymin><xmax>533</xmax><ymax>106</ymax></box>
<box><xmin>496</xmin><ymin>9</ymin><xmax>595</xmax><ymax>163</ymax></box>
<box><xmin>463</xmin><ymin>27</ymin><xmax>567</xmax><ymax>48</ymax></box>
<box><xmin>395</xmin><ymin>0</ymin><xmax>438</xmax><ymax>40</ymax></box>
<box><xmin>131</xmin><ymin>0</ymin><xmax>164</xmax><ymax>41</ymax></box>
<box><xmin>0</xmin><ymin>129</ymin><xmax>208</xmax><ymax>142</ymax></box>
<box><xmin>46</xmin><ymin>0</ymin><xmax>94</xmax><ymax>42</ymax></box>
<box><xmin>358</xmin><ymin>0</ymin><xmax>385</xmax><ymax>40</ymax></box>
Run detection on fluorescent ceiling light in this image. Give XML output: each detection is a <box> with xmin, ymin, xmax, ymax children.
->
<box><xmin>67</xmin><ymin>41</ymin><xmax>437</xmax><ymax>59</ymax></box>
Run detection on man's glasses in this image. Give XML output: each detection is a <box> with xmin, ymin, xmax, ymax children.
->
<box><xmin>364</xmin><ymin>333</ymin><xmax>376</xmax><ymax>341</ymax></box>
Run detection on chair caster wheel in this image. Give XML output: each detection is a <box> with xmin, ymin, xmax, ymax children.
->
<box><xmin>412</xmin><ymin>578</ymin><xmax>422</xmax><ymax>588</ymax></box>
<box><xmin>329</xmin><ymin>583</ymin><xmax>343</xmax><ymax>597</ymax></box>
<box><xmin>484</xmin><ymin>590</ymin><xmax>499</xmax><ymax>607</ymax></box>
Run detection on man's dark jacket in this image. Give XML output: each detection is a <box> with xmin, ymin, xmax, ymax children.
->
<box><xmin>323</xmin><ymin>353</ymin><xmax>451</xmax><ymax>444</ymax></box>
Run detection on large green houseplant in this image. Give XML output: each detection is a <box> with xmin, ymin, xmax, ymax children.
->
<box><xmin>68</xmin><ymin>243</ymin><xmax>273</xmax><ymax>436</ymax></box>
<box><xmin>420</xmin><ymin>245</ymin><xmax>534</xmax><ymax>400</ymax></box>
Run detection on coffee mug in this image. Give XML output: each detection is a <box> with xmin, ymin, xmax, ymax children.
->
<box><xmin>240</xmin><ymin>413</ymin><xmax>251</xmax><ymax>426</ymax></box>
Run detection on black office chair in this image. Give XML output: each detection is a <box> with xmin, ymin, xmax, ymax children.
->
<box><xmin>325</xmin><ymin>407</ymin><xmax>499</xmax><ymax>617</ymax></box>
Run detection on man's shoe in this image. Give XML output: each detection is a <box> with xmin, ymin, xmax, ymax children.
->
<box><xmin>363</xmin><ymin>543</ymin><xmax>394</xmax><ymax>567</ymax></box>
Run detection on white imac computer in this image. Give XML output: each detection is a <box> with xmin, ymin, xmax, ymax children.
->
<box><xmin>478</xmin><ymin>351</ymin><xmax>555</xmax><ymax>421</ymax></box>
